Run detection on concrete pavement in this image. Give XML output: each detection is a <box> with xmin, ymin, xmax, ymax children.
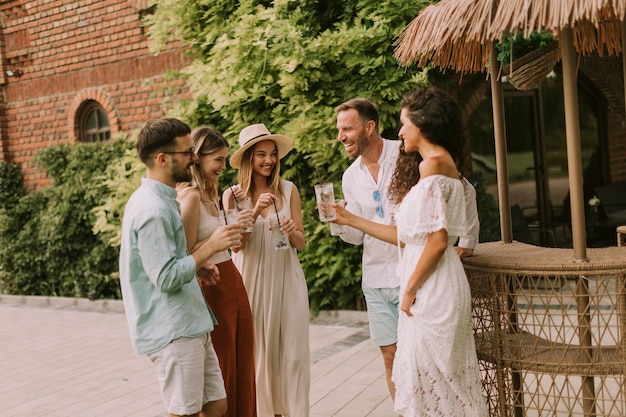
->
<box><xmin>0</xmin><ymin>295</ymin><xmax>393</xmax><ymax>417</ymax></box>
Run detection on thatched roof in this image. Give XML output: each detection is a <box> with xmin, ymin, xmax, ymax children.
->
<box><xmin>394</xmin><ymin>0</ymin><xmax>626</xmax><ymax>73</ymax></box>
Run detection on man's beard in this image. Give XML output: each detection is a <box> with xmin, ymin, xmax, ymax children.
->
<box><xmin>354</xmin><ymin>133</ymin><xmax>370</xmax><ymax>157</ymax></box>
<box><xmin>172</xmin><ymin>163</ymin><xmax>192</xmax><ymax>183</ymax></box>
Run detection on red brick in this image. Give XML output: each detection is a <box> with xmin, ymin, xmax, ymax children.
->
<box><xmin>0</xmin><ymin>0</ymin><xmax>191</xmax><ymax>189</ymax></box>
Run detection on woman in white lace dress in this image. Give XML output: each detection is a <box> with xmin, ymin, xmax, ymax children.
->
<box><xmin>334</xmin><ymin>88</ymin><xmax>487</xmax><ymax>417</ymax></box>
<box><xmin>390</xmin><ymin>88</ymin><xmax>487</xmax><ymax>417</ymax></box>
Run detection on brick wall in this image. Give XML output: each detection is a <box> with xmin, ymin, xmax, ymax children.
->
<box><xmin>0</xmin><ymin>0</ymin><xmax>191</xmax><ymax>189</ymax></box>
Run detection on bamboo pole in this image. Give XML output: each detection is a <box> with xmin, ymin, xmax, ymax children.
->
<box><xmin>622</xmin><ymin>19</ymin><xmax>626</xmax><ymax>118</ymax></box>
<box><xmin>560</xmin><ymin>27</ymin><xmax>588</xmax><ymax>262</ymax></box>
<box><xmin>561</xmin><ymin>25</ymin><xmax>595</xmax><ymax>417</ymax></box>
<box><xmin>489</xmin><ymin>41</ymin><xmax>512</xmax><ymax>243</ymax></box>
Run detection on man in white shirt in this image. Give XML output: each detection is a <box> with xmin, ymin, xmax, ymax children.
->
<box><xmin>334</xmin><ymin>98</ymin><xmax>479</xmax><ymax>400</ymax></box>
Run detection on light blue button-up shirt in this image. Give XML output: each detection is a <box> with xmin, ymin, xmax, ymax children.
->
<box><xmin>119</xmin><ymin>177</ymin><xmax>215</xmax><ymax>355</ymax></box>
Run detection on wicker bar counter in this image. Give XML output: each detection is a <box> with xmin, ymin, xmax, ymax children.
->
<box><xmin>463</xmin><ymin>241</ymin><xmax>626</xmax><ymax>417</ymax></box>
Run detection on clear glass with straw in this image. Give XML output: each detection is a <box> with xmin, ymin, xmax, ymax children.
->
<box><xmin>271</xmin><ymin>198</ymin><xmax>290</xmax><ymax>250</ymax></box>
<box><xmin>230</xmin><ymin>185</ymin><xmax>254</xmax><ymax>232</ymax></box>
<box><xmin>314</xmin><ymin>182</ymin><xmax>336</xmax><ymax>221</ymax></box>
<box><xmin>219</xmin><ymin>208</ymin><xmax>241</xmax><ymax>248</ymax></box>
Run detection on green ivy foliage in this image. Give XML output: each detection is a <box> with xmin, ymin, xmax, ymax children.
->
<box><xmin>0</xmin><ymin>139</ymin><xmax>133</xmax><ymax>299</ymax></box>
<box><xmin>92</xmin><ymin>145</ymin><xmax>145</xmax><ymax>248</ymax></box>
<box><xmin>467</xmin><ymin>171</ymin><xmax>501</xmax><ymax>243</ymax></box>
<box><xmin>497</xmin><ymin>31</ymin><xmax>557</xmax><ymax>66</ymax></box>
<box><xmin>0</xmin><ymin>162</ymin><xmax>24</xmax><ymax>210</ymax></box>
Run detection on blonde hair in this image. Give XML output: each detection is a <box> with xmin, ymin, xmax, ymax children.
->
<box><xmin>177</xmin><ymin>126</ymin><xmax>229</xmax><ymax>206</ymax></box>
<box><xmin>237</xmin><ymin>140</ymin><xmax>285</xmax><ymax>211</ymax></box>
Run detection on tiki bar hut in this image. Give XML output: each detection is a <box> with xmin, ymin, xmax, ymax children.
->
<box><xmin>395</xmin><ymin>1</ymin><xmax>626</xmax><ymax>416</ymax></box>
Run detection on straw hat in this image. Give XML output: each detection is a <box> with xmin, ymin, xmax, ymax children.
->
<box><xmin>230</xmin><ymin>123</ymin><xmax>293</xmax><ymax>169</ymax></box>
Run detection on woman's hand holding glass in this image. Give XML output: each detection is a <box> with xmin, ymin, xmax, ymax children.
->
<box><xmin>211</xmin><ymin>223</ymin><xmax>243</xmax><ymax>251</ymax></box>
<box><xmin>277</xmin><ymin>216</ymin><xmax>297</xmax><ymax>235</ymax></box>
<box><xmin>230</xmin><ymin>185</ymin><xmax>247</xmax><ymax>202</ymax></box>
<box><xmin>331</xmin><ymin>200</ymin><xmax>352</xmax><ymax>225</ymax></box>
<box><xmin>254</xmin><ymin>192</ymin><xmax>277</xmax><ymax>216</ymax></box>
<box><xmin>237</xmin><ymin>209</ymin><xmax>255</xmax><ymax>233</ymax></box>
<box><xmin>230</xmin><ymin>185</ymin><xmax>255</xmax><ymax>232</ymax></box>
<box><xmin>269</xmin><ymin>215</ymin><xmax>291</xmax><ymax>250</ymax></box>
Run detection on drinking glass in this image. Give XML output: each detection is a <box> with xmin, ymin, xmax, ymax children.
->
<box><xmin>223</xmin><ymin>208</ymin><xmax>241</xmax><ymax>248</ymax></box>
<box><xmin>314</xmin><ymin>182</ymin><xmax>336</xmax><ymax>222</ymax></box>
<box><xmin>330</xmin><ymin>199</ymin><xmax>345</xmax><ymax>236</ymax></box>
<box><xmin>235</xmin><ymin>196</ymin><xmax>254</xmax><ymax>232</ymax></box>
<box><xmin>270</xmin><ymin>216</ymin><xmax>291</xmax><ymax>250</ymax></box>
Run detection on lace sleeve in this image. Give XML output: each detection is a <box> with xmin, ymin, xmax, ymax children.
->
<box><xmin>396</xmin><ymin>176</ymin><xmax>468</xmax><ymax>241</ymax></box>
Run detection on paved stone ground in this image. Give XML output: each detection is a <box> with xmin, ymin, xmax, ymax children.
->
<box><xmin>0</xmin><ymin>295</ymin><xmax>394</xmax><ymax>417</ymax></box>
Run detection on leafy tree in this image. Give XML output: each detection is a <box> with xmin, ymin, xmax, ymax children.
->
<box><xmin>92</xmin><ymin>146</ymin><xmax>145</xmax><ymax>248</ymax></box>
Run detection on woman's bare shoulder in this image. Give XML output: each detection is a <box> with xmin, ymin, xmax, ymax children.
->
<box><xmin>418</xmin><ymin>155</ymin><xmax>457</xmax><ymax>179</ymax></box>
<box><xmin>177</xmin><ymin>186</ymin><xmax>201</xmax><ymax>203</ymax></box>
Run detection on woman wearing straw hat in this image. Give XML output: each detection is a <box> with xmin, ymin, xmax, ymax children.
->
<box><xmin>223</xmin><ymin>123</ymin><xmax>309</xmax><ymax>417</ymax></box>
<box><xmin>177</xmin><ymin>126</ymin><xmax>257</xmax><ymax>417</ymax></box>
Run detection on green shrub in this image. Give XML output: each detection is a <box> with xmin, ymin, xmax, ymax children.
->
<box><xmin>497</xmin><ymin>31</ymin><xmax>557</xmax><ymax>66</ymax></box>
<box><xmin>468</xmin><ymin>171</ymin><xmax>501</xmax><ymax>243</ymax></box>
<box><xmin>0</xmin><ymin>139</ymin><xmax>133</xmax><ymax>299</ymax></box>
<box><xmin>1</xmin><ymin>139</ymin><xmax>501</xmax><ymax>305</ymax></box>
<box><xmin>143</xmin><ymin>0</ymin><xmax>433</xmax><ymax>313</ymax></box>
<box><xmin>0</xmin><ymin>161</ymin><xmax>24</xmax><ymax>210</ymax></box>
<box><xmin>92</xmin><ymin>145</ymin><xmax>144</xmax><ymax>248</ymax></box>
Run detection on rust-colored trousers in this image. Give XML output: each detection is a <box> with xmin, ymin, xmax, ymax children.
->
<box><xmin>199</xmin><ymin>259</ymin><xmax>257</xmax><ymax>417</ymax></box>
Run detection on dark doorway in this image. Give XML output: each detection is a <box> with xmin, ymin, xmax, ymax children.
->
<box><xmin>469</xmin><ymin>70</ymin><xmax>605</xmax><ymax>247</ymax></box>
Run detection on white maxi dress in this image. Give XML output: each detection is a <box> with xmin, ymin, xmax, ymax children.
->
<box><xmin>232</xmin><ymin>180</ymin><xmax>310</xmax><ymax>417</ymax></box>
<box><xmin>392</xmin><ymin>175</ymin><xmax>488</xmax><ymax>417</ymax></box>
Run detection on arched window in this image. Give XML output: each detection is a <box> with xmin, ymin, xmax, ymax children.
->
<box><xmin>77</xmin><ymin>100</ymin><xmax>111</xmax><ymax>142</ymax></box>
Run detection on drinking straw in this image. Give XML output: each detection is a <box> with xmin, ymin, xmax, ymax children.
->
<box><xmin>229</xmin><ymin>185</ymin><xmax>239</xmax><ymax>205</ymax></box>
<box><xmin>272</xmin><ymin>198</ymin><xmax>281</xmax><ymax>226</ymax></box>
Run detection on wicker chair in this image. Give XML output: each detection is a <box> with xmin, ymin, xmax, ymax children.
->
<box><xmin>464</xmin><ymin>241</ymin><xmax>626</xmax><ymax>417</ymax></box>
<box><xmin>618</xmin><ymin>226</ymin><xmax>626</xmax><ymax>247</ymax></box>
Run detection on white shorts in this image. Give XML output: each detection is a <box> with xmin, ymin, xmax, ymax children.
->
<box><xmin>148</xmin><ymin>333</ymin><xmax>226</xmax><ymax>415</ymax></box>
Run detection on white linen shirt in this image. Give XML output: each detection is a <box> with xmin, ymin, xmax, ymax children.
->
<box><xmin>340</xmin><ymin>139</ymin><xmax>402</xmax><ymax>289</ymax></box>
<box><xmin>340</xmin><ymin>139</ymin><xmax>479</xmax><ymax>289</ymax></box>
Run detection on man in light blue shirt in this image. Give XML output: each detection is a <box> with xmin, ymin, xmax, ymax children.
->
<box><xmin>119</xmin><ymin>118</ymin><xmax>242</xmax><ymax>417</ymax></box>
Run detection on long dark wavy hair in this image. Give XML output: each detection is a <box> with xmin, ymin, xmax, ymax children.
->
<box><xmin>388</xmin><ymin>87</ymin><xmax>467</xmax><ymax>204</ymax></box>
